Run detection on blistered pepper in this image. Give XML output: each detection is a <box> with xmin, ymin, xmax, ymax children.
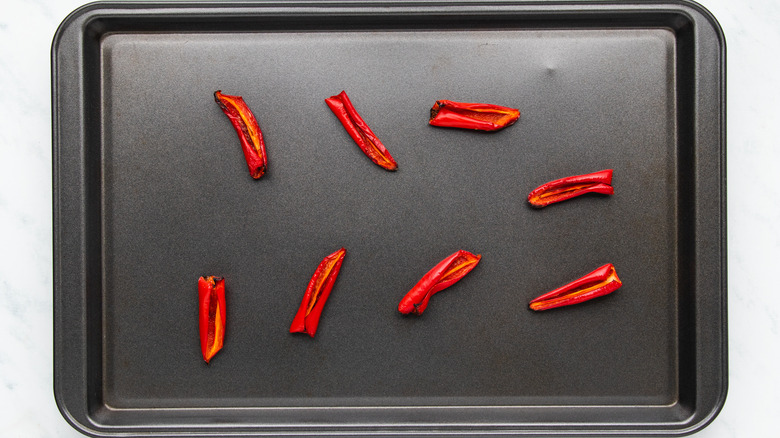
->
<box><xmin>214</xmin><ymin>91</ymin><xmax>268</xmax><ymax>179</ymax></box>
<box><xmin>398</xmin><ymin>250</ymin><xmax>481</xmax><ymax>315</ymax></box>
<box><xmin>527</xmin><ymin>169</ymin><xmax>613</xmax><ymax>208</ymax></box>
<box><xmin>428</xmin><ymin>100</ymin><xmax>520</xmax><ymax>131</ymax></box>
<box><xmin>198</xmin><ymin>276</ymin><xmax>226</xmax><ymax>363</ymax></box>
<box><xmin>290</xmin><ymin>248</ymin><xmax>347</xmax><ymax>337</ymax></box>
<box><xmin>529</xmin><ymin>264</ymin><xmax>622</xmax><ymax>311</ymax></box>
<box><xmin>325</xmin><ymin>91</ymin><xmax>398</xmax><ymax>171</ymax></box>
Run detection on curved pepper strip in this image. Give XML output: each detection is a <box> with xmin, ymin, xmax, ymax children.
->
<box><xmin>198</xmin><ymin>276</ymin><xmax>226</xmax><ymax>363</ymax></box>
<box><xmin>214</xmin><ymin>91</ymin><xmax>268</xmax><ymax>179</ymax></box>
<box><xmin>325</xmin><ymin>91</ymin><xmax>398</xmax><ymax>171</ymax></box>
<box><xmin>529</xmin><ymin>264</ymin><xmax>622</xmax><ymax>311</ymax></box>
<box><xmin>527</xmin><ymin>169</ymin><xmax>613</xmax><ymax>208</ymax></box>
<box><xmin>290</xmin><ymin>248</ymin><xmax>347</xmax><ymax>337</ymax></box>
<box><xmin>429</xmin><ymin>100</ymin><xmax>520</xmax><ymax>131</ymax></box>
<box><xmin>398</xmin><ymin>250</ymin><xmax>482</xmax><ymax>315</ymax></box>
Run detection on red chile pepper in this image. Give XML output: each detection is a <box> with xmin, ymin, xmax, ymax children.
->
<box><xmin>214</xmin><ymin>91</ymin><xmax>268</xmax><ymax>179</ymax></box>
<box><xmin>290</xmin><ymin>248</ymin><xmax>346</xmax><ymax>337</ymax></box>
<box><xmin>398</xmin><ymin>250</ymin><xmax>481</xmax><ymax>315</ymax></box>
<box><xmin>198</xmin><ymin>276</ymin><xmax>226</xmax><ymax>363</ymax></box>
<box><xmin>529</xmin><ymin>264</ymin><xmax>622</xmax><ymax>311</ymax></box>
<box><xmin>527</xmin><ymin>169</ymin><xmax>614</xmax><ymax>208</ymax></box>
<box><xmin>325</xmin><ymin>91</ymin><xmax>398</xmax><ymax>171</ymax></box>
<box><xmin>428</xmin><ymin>100</ymin><xmax>520</xmax><ymax>131</ymax></box>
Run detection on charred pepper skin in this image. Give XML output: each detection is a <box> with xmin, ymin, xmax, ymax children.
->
<box><xmin>214</xmin><ymin>91</ymin><xmax>268</xmax><ymax>179</ymax></box>
<box><xmin>290</xmin><ymin>248</ymin><xmax>347</xmax><ymax>337</ymax></box>
<box><xmin>529</xmin><ymin>264</ymin><xmax>622</xmax><ymax>311</ymax></box>
<box><xmin>198</xmin><ymin>276</ymin><xmax>226</xmax><ymax>363</ymax></box>
<box><xmin>398</xmin><ymin>250</ymin><xmax>482</xmax><ymax>315</ymax></box>
<box><xmin>528</xmin><ymin>169</ymin><xmax>614</xmax><ymax>208</ymax></box>
<box><xmin>325</xmin><ymin>91</ymin><xmax>398</xmax><ymax>171</ymax></box>
<box><xmin>428</xmin><ymin>100</ymin><xmax>520</xmax><ymax>131</ymax></box>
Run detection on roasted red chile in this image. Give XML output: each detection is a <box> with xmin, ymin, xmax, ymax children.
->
<box><xmin>199</xmin><ymin>276</ymin><xmax>226</xmax><ymax>363</ymax></box>
<box><xmin>429</xmin><ymin>100</ymin><xmax>520</xmax><ymax>131</ymax></box>
<box><xmin>214</xmin><ymin>91</ymin><xmax>268</xmax><ymax>179</ymax></box>
<box><xmin>528</xmin><ymin>169</ymin><xmax>614</xmax><ymax>207</ymax></box>
<box><xmin>398</xmin><ymin>250</ymin><xmax>481</xmax><ymax>315</ymax></box>
<box><xmin>325</xmin><ymin>91</ymin><xmax>398</xmax><ymax>171</ymax></box>
<box><xmin>529</xmin><ymin>264</ymin><xmax>622</xmax><ymax>311</ymax></box>
<box><xmin>290</xmin><ymin>248</ymin><xmax>347</xmax><ymax>337</ymax></box>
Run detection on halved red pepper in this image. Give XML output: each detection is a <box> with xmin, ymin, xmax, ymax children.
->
<box><xmin>527</xmin><ymin>169</ymin><xmax>614</xmax><ymax>208</ymax></box>
<box><xmin>398</xmin><ymin>250</ymin><xmax>481</xmax><ymax>315</ymax></box>
<box><xmin>325</xmin><ymin>91</ymin><xmax>398</xmax><ymax>171</ymax></box>
<box><xmin>529</xmin><ymin>264</ymin><xmax>622</xmax><ymax>311</ymax></box>
<box><xmin>290</xmin><ymin>248</ymin><xmax>346</xmax><ymax>337</ymax></box>
<box><xmin>214</xmin><ymin>91</ymin><xmax>268</xmax><ymax>179</ymax></box>
<box><xmin>429</xmin><ymin>100</ymin><xmax>520</xmax><ymax>131</ymax></box>
<box><xmin>198</xmin><ymin>276</ymin><xmax>226</xmax><ymax>363</ymax></box>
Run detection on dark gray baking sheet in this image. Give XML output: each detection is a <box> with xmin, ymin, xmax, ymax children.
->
<box><xmin>53</xmin><ymin>1</ymin><xmax>726</xmax><ymax>436</ymax></box>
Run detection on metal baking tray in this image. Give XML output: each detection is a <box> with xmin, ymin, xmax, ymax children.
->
<box><xmin>53</xmin><ymin>1</ymin><xmax>726</xmax><ymax>436</ymax></box>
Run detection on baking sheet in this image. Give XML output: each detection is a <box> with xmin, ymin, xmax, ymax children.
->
<box><xmin>53</xmin><ymin>1</ymin><xmax>726</xmax><ymax>436</ymax></box>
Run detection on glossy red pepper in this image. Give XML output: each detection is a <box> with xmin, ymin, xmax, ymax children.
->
<box><xmin>428</xmin><ymin>100</ymin><xmax>520</xmax><ymax>131</ymax></box>
<box><xmin>325</xmin><ymin>91</ymin><xmax>398</xmax><ymax>171</ymax></box>
<box><xmin>527</xmin><ymin>169</ymin><xmax>614</xmax><ymax>208</ymax></box>
<box><xmin>214</xmin><ymin>91</ymin><xmax>268</xmax><ymax>179</ymax></box>
<box><xmin>290</xmin><ymin>248</ymin><xmax>346</xmax><ymax>337</ymax></box>
<box><xmin>198</xmin><ymin>276</ymin><xmax>226</xmax><ymax>363</ymax></box>
<box><xmin>529</xmin><ymin>264</ymin><xmax>622</xmax><ymax>311</ymax></box>
<box><xmin>398</xmin><ymin>250</ymin><xmax>481</xmax><ymax>315</ymax></box>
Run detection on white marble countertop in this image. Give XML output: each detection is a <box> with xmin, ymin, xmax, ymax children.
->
<box><xmin>1</xmin><ymin>0</ymin><xmax>776</xmax><ymax>436</ymax></box>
